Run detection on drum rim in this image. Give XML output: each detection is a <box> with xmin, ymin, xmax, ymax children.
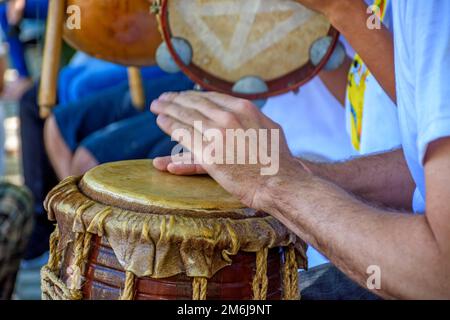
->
<box><xmin>77</xmin><ymin>160</ymin><xmax>257</xmax><ymax>217</ymax></box>
<box><xmin>160</xmin><ymin>0</ymin><xmax>340</xmax><ymax>99</ymax></box>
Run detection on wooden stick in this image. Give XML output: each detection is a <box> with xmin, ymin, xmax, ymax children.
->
<box><xmin>128</xmin><ymin>67</ymin><xmax>145</xmax><ymax>110</ymax></box>
<box><xmin>38</xmin><ymin>0</ymin><xmax>66</xmax><ymax>119</ymax></box>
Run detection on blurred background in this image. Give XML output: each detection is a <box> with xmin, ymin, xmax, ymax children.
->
<box><xmin>0</xmin><ymin>15</ymin><xmax>45</xmax><ymax>300</ymax></box>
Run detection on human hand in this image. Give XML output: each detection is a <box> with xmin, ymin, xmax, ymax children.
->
<box><xmin>150</xmin><ymin>91</ymin><xmax>308</xmax><ymax>210</ymax></box>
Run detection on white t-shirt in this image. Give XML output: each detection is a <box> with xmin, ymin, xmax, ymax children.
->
<box><xmin>264</xmin><ymin>79</ymin><xmax>356</xmax><ymax>162</ymax></box>
<box><xmin>345</xmin><ymin>0</ymin><xmax>401</xmax><ymax>155</ymax></box>
<box><xmin>392</xmin><ymin>0</ymin><xmax>450</xmax><ymax>213</ymax></box>
<box><xmin>263</xmin><ymin>77</ymin><xmax>356</xmax><ymax>267</ymax></box>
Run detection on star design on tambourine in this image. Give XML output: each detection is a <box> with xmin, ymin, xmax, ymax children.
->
<box><xmin>175</xmin><ymin>0</ymin><xmax>318</xmax><ymax>71</ymax></box>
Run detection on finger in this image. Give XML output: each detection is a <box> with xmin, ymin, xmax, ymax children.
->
<box><xmin>163</xmin><ymin>91</ymin><xmax>254</xmax><ymax>115</ymax></box>
<box><xmin>155</xmin><ymin>152</ymin><xmax>207</xmax><ymax>175</ymax></box>
<box><xmin>195</xmin><ymin>91</ymin><xmax>257</xmax><ymax>114</ymax></box>
<box><xmin>151</xmin><ymin>99</ymin><xmax>218</xmax><ymax>132</ymax></box>
<box><xmin>156</xmin><ymin>114</ymin><xmax>195</xmax><ymax>144</ymax></box>
<box><xmin>152</xmin><ymin>156</ymin><xmax>173</xmax><ymax>172</ymax></box>
<box><xmin>159</xmin><ymin>91</ymin><xmax>236</xmax><ymax>127</ymax></box>
<box><xmin>154</xmin><ymin>152</ymin><xmax>206</xmax><ymax>175</ymax></box>
<box><xmin>156</xmin><ymin>115</ymin><xmax>206</xmax><ymax>158</ymax></box>
<box><xmin>167</xmin><ymin>162</ymin><xmax>207</xmax><ymax>175</ymax></box>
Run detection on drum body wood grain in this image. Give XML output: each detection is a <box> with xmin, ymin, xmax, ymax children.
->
<box><xmin>60</xmin><ymin>236</ymin><xmax>282</xmax><ymax>300</ymax></box>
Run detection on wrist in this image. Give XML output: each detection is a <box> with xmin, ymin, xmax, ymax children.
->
<box><xmin>260</xmin><ymin>159</ymin><xmax>313</xmax><ymax>214</ymax></box>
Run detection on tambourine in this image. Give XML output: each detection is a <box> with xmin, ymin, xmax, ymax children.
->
<box><xmin>153</xmin><ymin>0</ymin><xmax>345</xmax><ymax>102</ymax></box>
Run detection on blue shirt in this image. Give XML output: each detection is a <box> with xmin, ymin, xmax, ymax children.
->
<box><xmin>392</xmin><ymin>0</ymin><xmax>450</xmax><ymax>213</ymax></box>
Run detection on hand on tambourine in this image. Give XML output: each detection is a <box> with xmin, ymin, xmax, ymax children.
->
<box><xmin>150</xmin><ymin>91</ymin><xmax>308</xmax><ymax>211</ymax></box>
<box><xmin>7</xmin><ymin>0</ymin><xmax>26</xmax><ymax>26</ymax></box>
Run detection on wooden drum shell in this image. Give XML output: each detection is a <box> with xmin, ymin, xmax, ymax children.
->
<box><xmin>63</xmin><ymin>0</ymin><xmax>161</xmax><ymax>66</ymax></box>
<box><xmin>60</xmin><ymin>236</ymin><xmax>283</xmax><ymax>300</ymax></box>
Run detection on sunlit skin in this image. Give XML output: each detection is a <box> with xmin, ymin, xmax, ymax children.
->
<box><xmin>150</xmin><ymin>88</ymin><xmax>450</xmax><ymax>299</ymax></box>
<box><xmin>147</xmin><ymin>0</ymin><xmax>449</xmax><ymax>300</ymax></box>
<box><xmin>44</xmin><ymin>115</ymin><xmax>99</xmax><ymax>179</ymax></box>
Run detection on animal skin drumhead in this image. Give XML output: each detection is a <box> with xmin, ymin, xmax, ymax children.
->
<box><xmin>80</xmin><ymin>160</ymin><xmax>245</xmax><ymax>212</ymax></box>
<box><xmin>167</xmin><ymin>0</ymin><xmax>331</xmax><ymax>82</ymax></box>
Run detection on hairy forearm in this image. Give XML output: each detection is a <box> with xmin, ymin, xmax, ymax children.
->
<box><xmin>301</xmin><ymin>149</ymin><xmax>415</xmax><ymax>210</ymax></box>
<box><xmin>265</xmin><ymin>171</ymin><xmax>450</xmax><ymax>299</ymax></box>
<box><xmin>325</xmin><ymin>0</ymin><xmax>396</xmax><ymax>102</ymax></box>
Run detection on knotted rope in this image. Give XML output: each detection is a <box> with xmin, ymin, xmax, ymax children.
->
<box><xmin>47</xmin><ymin>226</ymin><xmax>61</xmax><ymax>271</ymax></box>
<box><xmin>68</xmin><ymin>202</ymin><xmax>95</xmax><ymax>299</ymax></box>
<box><xmin>252</xmin><ymin>248</ymin><xmax>269</xmax><ymax>300</ymax></box>
<box><xmin>192</xmin><ymin>277</ymin><xmax>208</xmax><ymax>300</ymax></box>
<box><xmin>283</xmin><ymin>245</ymin><xmax>300</xmax><ymax>300</ymax></box>
<box><xmin>120</xmin><ymin>271</ymin><xmax>136</xmax><ymax>300</ymax></box>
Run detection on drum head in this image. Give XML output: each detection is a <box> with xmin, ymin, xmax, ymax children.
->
<box><xmin>79</xmin><ymin>160</ymin><xmax>245</xmax><ymax>213</ymax></box>
<box><xmin>63</xmin><ymin>0</ymin><xmax>161</xmax><ymax>66</ymax></box>
<box><xmin>160</xmin><ymin>0</ymin><xmax>339</xmax><ymax>98</ymax></box>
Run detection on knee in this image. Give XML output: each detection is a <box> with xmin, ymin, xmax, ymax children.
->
<box><xmin>71</xmin><ymin>147</ymin><xmax>98</xmax><ymax>176</ymax></box>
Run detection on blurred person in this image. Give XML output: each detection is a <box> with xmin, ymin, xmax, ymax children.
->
<box><xmin>44</xmin><ymin>72</ymin><xmax>194</xmax><ymax>180</ymax></box>
<box><xmin>0</xmin><ymin>38</ymin><xmax>7</xmax><ymax>175</ymax></box>
<box><xmin>0</xmin><ymin>182</ymin><xmax>33</xmax><ymax>299</ymax></box>
<box><xmin>57</xmin><ymin>52</ymin><xmax>167</xmax><ymax>105</ymax></box>
<box><xmin>0</xmin><ymin>0</ymin><xmax>48</xmax><ymax>100</ymax></box>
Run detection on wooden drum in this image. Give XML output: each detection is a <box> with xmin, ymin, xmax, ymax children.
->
<box><xmin>63</xmin><ymin>0</ymin><xmax>160</xmax><ymax>66</ymax></box>
<box><xmin>41</xmin><ymin>160</ymin><xmax>307</xmax><ymax>300</ymax></box>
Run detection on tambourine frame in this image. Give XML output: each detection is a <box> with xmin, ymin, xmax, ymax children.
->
<box><xmin>158</xmin><ymin>0</ymin><xmax>340</xmax><ymax>100</ymax></box>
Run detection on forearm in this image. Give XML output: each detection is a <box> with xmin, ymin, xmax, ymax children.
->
<box><xmin>301</xmin><ymin>149</ymin><xmax>415</xmax><ymax>210</ymax></box>
<box><xmin>265</xmin><ymin>171</ymin><xmax>450</xmax><ymax>299</ymax></box>
<box><xmin>324</xmin><ymin>0</ymin><xmax>396</xmax><ymax>102</ymax></box>
<box><xmin>318</xmin><ymin>55</ymin><xmax>352</xmax><ymax>106</ymax></box>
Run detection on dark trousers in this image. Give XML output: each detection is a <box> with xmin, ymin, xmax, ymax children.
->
<box><xmin>300</xmin><ymin>264</ymin><xmax>382</xmax><ymax>300</ymax></box>
<box><xmin>19</xmin><ymin>83</ymin><xmax>57</xmax><ymax>260</ymax></box>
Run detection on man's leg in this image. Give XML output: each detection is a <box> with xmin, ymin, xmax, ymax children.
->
<box><xmin>19</xmin><ymin>83</ymin><xmax>58</xmax><ymax>260</ymax></box>
<box><xmin>44</xmin><ymin>81</ymin><xmax>136</xmax><ymax>179</ymax></box>
<box><xmin>299</xmin><ymin>263</ymin><xmax>381</xmax><ymax>300</ymax></box>
<box><xmin>70</xmin><ymin>113</ymin><xmax>173</xmax><ymax>176</ymax></box>
<box><xmin>44</xmin><ymin>115</ymin><xmax>74</xmax><ymax>179</ymax></box>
